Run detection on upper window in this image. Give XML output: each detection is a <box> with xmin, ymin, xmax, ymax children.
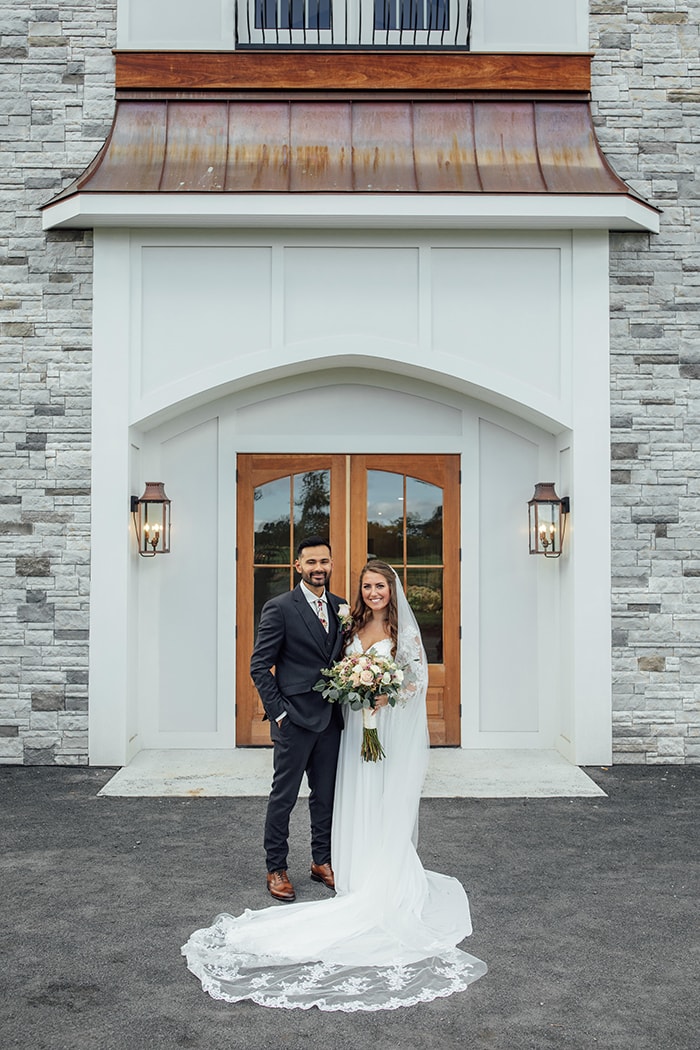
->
<box><xmin>256</xmin><ymin>0</ymin><xmax>332</xmax><ymax>31</ymax></box>
<box><xmin>376</xmin><ymin>0</ymin><xmax>450</xmax><ymax>32</ymax></box>
<box><xmin>247</xmin><ymin>0</ymin><xmax>467</xmax><ymax>46</ymax></box>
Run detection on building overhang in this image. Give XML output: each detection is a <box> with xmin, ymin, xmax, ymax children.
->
<box><xmin>41</xmin><ymin>51</ymin><xmax>659</xmax><ymax>234</ymax></box>
<box><xmin>43</xmin><ymin>191</ymin><xmax>658</xmax><ymax>232</ymax></box>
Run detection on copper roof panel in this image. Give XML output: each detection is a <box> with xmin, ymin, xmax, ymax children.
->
<box><xmin>535</xmin><ymin>102</ymin><xmax>625</xmax><ymax>194</ymax></box>
<box><xmin>413</xmin><ymin>103</ymin><xmax>481</xmax><ymax>193</ymax></box>
<box><xmin>159</xmin><ymin>102</ymin><xmax>228</xmax><ymax>191</ymax></box>
<box><xmin>225</xmin><ymin>102</ymin><xmax>290</xmax><ymax>192</ymax></box>
<box><xmin>289</xmin><ymin>103</ymin><xmax>353</xmax><ymax>192</ymax></box>
<box><xmin>49</xmin><ymin>97</ymin><xmax>647</xmax><ymax>205</ymax></box>
<box><xmin>473</xmin><ymin>102</ymin><xmax>546</xmax><ymax>193</ymax></box>
<box><xmin>83</xmin><ymin>101</ymin><xmax>167</xmax><ymax>192</ymax></box>
<box><xmin>351</xmin><ymin>103</ymin><xmax>417</xmax><ymax>192</ymax></box>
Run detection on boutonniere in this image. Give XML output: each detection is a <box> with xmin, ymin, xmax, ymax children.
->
<box><xmin>337</xmin><ymin>603</ymin><xmax>354</xmax><ymax>631</ymax></box>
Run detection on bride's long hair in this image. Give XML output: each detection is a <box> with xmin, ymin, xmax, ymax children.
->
<box><xmin>345</xmin><ymin>560</ymin><xmax>399</xmax><ymax>657</ymax></box>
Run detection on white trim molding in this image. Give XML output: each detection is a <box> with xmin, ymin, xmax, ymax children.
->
<box><xmin>42</xmin><ymin>192</ymin><xmax>660</xmax><ymax>234</ymax></box>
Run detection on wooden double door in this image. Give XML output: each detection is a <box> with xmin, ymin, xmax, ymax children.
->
<box><xmin>236</xmin><ymin>454</ymin><xmax>460</xmax><ymax>746</ymax></box>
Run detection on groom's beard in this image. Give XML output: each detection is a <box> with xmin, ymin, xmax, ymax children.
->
<box><xmin>300</xmin><ymin>568</ymin><xmax>331</xmax><ymax>589</ymax></box>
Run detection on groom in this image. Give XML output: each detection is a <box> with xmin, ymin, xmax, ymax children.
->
<box><xmin>250</xmin><ymin>536</ymin><xmax>346</xmax><ymax>902</ymax></box>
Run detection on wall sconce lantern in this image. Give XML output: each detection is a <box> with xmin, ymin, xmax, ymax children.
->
<box><xmin>528</xmin><ymin>483</ymin><xmax>570</xmax><ymax>558</ymax></box>
<box><xmin>130</xmin><ymin>482</ymin><xmax>171</xmax><ymax>557</ymax></box>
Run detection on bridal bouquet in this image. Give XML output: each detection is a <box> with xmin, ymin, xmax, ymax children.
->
<box><xmin>314</xmin><ymin>652</ymin><xmax>404</xmax><ymax>762</ymax></box>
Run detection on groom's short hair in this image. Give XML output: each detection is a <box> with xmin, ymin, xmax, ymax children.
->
<box><xmin>297</xmin><ymin>535</ymin><xmax>331</xmax><ymax>556</ymax></box>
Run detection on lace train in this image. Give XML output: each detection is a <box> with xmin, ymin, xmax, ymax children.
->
<box><xmin>181</xmin><ymin>789</ymin><xmax>489</xmax><ymax>1012</ymax></box>
<box><xmin>183</xmin><ymin>598</ymin><xmax>487</xmax><ymax>1010</ymax></box>
<box><xmin>182</xmin><ymin>909</ymin><xmax>487</xmax><ymax>1012</ymax></box>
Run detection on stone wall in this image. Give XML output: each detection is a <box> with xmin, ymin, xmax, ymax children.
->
<box><xmin>590</xmin><ymin>0</ymin><xmax>700</xmax><ymax>762</ymax></box>
<box><xmin>0</xmin><ymin>2</ymin><xmax>116</xmax><ymax>763</ymax></box>
<box><xmin>1</xmin><ymin>2</ymin><xmax>698</xmax><ymax>763</ymax></box>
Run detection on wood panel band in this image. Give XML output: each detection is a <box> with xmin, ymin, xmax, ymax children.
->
<box><xmin>114</xmin><ymin>51</ymin><xmax>592</xmax><ymax>94</ymax></box>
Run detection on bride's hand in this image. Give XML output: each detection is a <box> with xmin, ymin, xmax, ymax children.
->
<box><xmin>373</xmin><ymin>694</ymin><xmax>389</xmax><ymax>708</ymax></box>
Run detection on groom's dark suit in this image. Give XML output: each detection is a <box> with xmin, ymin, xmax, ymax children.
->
<box><xmin>250</xmin><ymin>584</ymin><xmax>346</xmax><ymax>873</ymax></box>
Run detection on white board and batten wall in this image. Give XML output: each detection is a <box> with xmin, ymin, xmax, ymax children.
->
<box><xmin>89</xmin><ymin>226</ymin><xmax>612</xmax><ymax>767</ymax></box>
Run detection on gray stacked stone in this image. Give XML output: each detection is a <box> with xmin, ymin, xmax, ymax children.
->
<box><xmin>0</xmin><ymin>2</ymin><xmax>116</xmax><ymax>763</ymax></box>
<box><xmin>1</xmin><ymin>2</ymin><xmax>698</xmax><ymax>763</ymax></box>
<box><xmin>591</xmin><ymin>0</ymin><xmax>700</xmax><ymax>762</ymax></box>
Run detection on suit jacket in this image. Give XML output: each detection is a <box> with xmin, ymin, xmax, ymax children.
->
<box><xmin>250</xmin><ymin>584</ymin><xmax>346</xmax><ymax>732</ymax></box>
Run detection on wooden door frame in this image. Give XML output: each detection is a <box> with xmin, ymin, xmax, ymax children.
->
<box><xmin>235</xmin><ymin>454</ymin><xmax>347</xmax><ymax>745</ymax></box>
<box><xmin>236</xmin><ymin>453</ymin><xmax>460</xmax><ymax>746</ymax></box>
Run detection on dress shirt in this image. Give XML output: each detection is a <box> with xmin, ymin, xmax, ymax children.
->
<box><xmin>300</xmin><ymin>581</ymin><xmax>329</xmax><ymax>624</ymax></box>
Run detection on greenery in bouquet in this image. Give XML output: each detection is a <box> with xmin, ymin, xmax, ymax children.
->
<box><xmin>313</xmin><ymin>652</ymin><xmax>405</xmax><ymax>761</ymax></box>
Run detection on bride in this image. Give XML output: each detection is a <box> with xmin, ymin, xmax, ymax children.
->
<box><xmin>182</xmin><ymin>561</ymin><xmax>487</xmax><ymax>1011</ymax></box>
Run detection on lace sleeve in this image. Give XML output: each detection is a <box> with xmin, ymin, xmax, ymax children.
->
<box><xmin>396</xmin><ymin>628</ymin><xmax>428</xmax><ymax>703</ymax></box>
<box><xmin>393</xmin><ymin>569</ymin><xmax>429</xmax><ymax>704</ymax></box>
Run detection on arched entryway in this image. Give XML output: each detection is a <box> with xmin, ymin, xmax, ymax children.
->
<box><xmin>121</xmin><ymin>368</ymin><xmax>581</xmax><ymax>760</ymax></box>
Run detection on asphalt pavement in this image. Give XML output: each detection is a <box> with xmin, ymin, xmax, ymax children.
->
<box><xmin>1</xmin><ymin>764</ymin><xmax>698</xmax><ymax>1050</ymax></box>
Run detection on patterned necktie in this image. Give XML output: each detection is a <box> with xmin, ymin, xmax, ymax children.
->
<box><xmin>316</xmin><ymin>598</ymin><xmax>328</xmax><ymax>632</ymax></box>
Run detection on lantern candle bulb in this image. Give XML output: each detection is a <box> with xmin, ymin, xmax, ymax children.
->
<box><xmin>149</xmin><ymin>523</ymin><xmax>160</xmax><ymax>552</ymax></box>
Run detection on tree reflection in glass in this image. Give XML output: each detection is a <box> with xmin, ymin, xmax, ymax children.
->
<box><xmin>253</xmin><ymin>470</ymin><xmax>331</xmax><ymax>633</ymax></box>
<box><xmin>367</xmin><ymin>470</ymin><xmax>444</xmax><ymax>663</ymax></box>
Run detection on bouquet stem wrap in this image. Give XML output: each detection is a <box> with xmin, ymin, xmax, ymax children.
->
<box><xmin>361</xmin><ymin>707</ymin><xmax>385</xmax><ymax>763</ymax></box>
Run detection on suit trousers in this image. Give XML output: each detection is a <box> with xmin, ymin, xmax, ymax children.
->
<box><xmin>264</xmin><ymin>714</ymin><xmax>342</xmax><ymax>873</ymax></box>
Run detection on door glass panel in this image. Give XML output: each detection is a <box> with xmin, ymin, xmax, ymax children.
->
<box><xmin>367</xmin><ymin>471</ymin><xmax>445</xmax><ymax>663</ymax></box>
<box><xmin>406</xmin><ymin>568</ymin><xmax>443</xmax><ymax>663</ymax></box>
<box><xmin>254</xmin><ymin>566</ymin><xmax>291</xmax><ymax>636</ymax></box>
<box><xmin>293</xmin><ymin>470</ymin><xmax>331</xmax><ymax>540</ymax></box>
<box><xmin>254</xmin><ymin>476</ymin><xmax>291</xmax><ymax>563</ymax></box>
<box><xmin>405</xmin><ymin>476</ymin><xmax>442</xmax><ymax>565</ymax></box>
<box><xmin>253</xmin><ymin>470</ymin><xmax>330</xmax><ymax>633</ymax></box>
<box><xmin>367</xmin><ymin>470</ymin><xmax>403</xmax><ymax>563</ymax></box>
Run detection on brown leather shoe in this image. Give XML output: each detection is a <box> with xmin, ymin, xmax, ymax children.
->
<box><xmin>310</xmin><ymin>861</ymin><xmax>335</xmax><ymax>890</ymax></box>
<box><xmin>267</xmin><ymin>869</ymin><xmax>296</xmax><ymax>901</ymax></box>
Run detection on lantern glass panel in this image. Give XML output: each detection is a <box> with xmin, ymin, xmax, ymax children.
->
<box><xmin>529</xmin><ymin>498</ymin><xmax>562</xmax><ymax>555</ymax></box>
<box><xmin>140</xmin><ymin>499</ymin><xmax>171</xmax><ymax>554</ymax></box>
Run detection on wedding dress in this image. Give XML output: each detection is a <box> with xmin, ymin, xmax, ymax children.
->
<box><xmin>182</xmin><ymin>576</ymin><xmax>487</xmax><ymax>1011</ymax></box>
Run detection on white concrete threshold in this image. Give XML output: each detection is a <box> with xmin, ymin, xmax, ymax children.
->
<box><xmin>98</xmin><ymin>748</ymin><xmax>606</xmax><ymax>799</ymax></box>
